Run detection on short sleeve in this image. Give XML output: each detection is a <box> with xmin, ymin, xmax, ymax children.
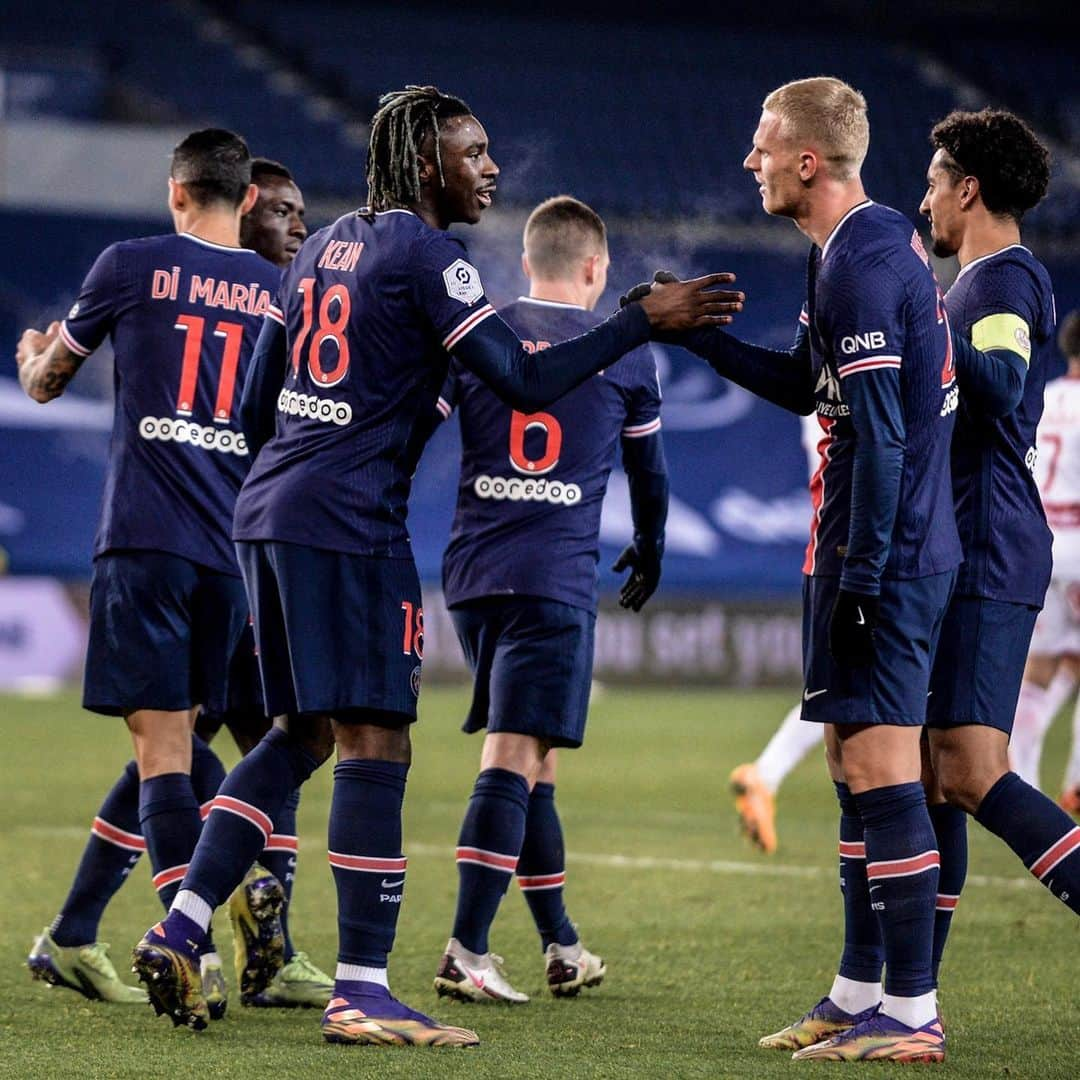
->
<box><xmin>823</xmin><ymin>261</ymin><xmax>905</xmax><ymax>381</ymax></box>
<box><xmin>412</xmin><ymin>232</ymin><xmax>497</xmax><ymax>351</ymax></box>
<box><xmin>59</xmin><ymin>243</ymin><xmax>121</xmax><ymax>357</ymax></box>
<box><xmin>621</xmin><ymin>346</ymin><xmax>662</xmax><ymax>439</ymax></box>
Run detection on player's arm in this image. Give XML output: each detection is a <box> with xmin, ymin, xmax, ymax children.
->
<box><xmin>452</xmin><ymin>276</ymin><xmax>740</xmax><ymax>413</ymax></box>
<box><xmin>828</xmin><ymin>269</ymin><xmax>909</xmax><ymax>666</ymax></box>
<box><xmin>950</xmin><ymin>288</ymin><xmax>1034</xmax><ymax>417</ymax></box>
<box><xmin>238</xmin><ymin>312</ymin><xmax>288</xmax><ymax>456</ymax></box>
<box><xmin>616</xmin><ymin>432</ymin><xmax>669</xmax><ymax>611</ymax></box>
<box><xmin>16</xmin><ymin>324</ymin><xmax>86</xmax><ymax>402</ymax></box>
<box><xmin>621</xmin><ymin>273</ymin><xmax>816</xmax><ymax>415</ymax></box>
<box><xmin>17</xmin><ymin>243</ymin><xmax>120</xmax><ymax>403</ymax></box>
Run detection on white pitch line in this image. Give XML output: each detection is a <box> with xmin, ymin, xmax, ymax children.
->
<box><xmin>404</xmin><ymin>842</ymin><xmax>1034</xmax><ymax>890</ymax></box>
<box><xmin>13</xmin><ymin>827</ymin><xmax>1037</xmax><ymax>892</ymax></box>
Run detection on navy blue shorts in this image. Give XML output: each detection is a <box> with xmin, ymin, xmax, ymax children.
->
<box><xmin>450</xmin><ymin>596</ymin><xmax>596</xmax><ymax>749</ymax></box>
<box><xmin>84</xmin><ymin>551</ymin><xmax>249</xmax><ymax>717</ymax></box>
<box><xmin>236</xmin><ymin>541</ymin><xmax>423</xmax><ymax>721</ymax></box>
<box><xmin>194</xmin><ymin>623</ymin><xmax>270</xmax><ymax>747</ymax></box>
<box><xmin>801</xmin><ymin>571</ymin><xmax>955</xmax><ymax>727</ymax></box>
<box><xmin>926</xmin><ymin>595</ymin><xmax>1039</xmax><ymax>734</ymax></box>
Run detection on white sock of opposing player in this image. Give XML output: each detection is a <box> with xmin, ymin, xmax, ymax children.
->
<box><xmin>1011</xmin><ymin>682</ymin><xmax>1056</xmax><ymax>788</ymax></box>
<box><xmin>827</xmin><ymin>973</ymin><xmax>882</xmax><ymax>1015</ymax></box>
<box><xmin>755</xmin><ymin>704</ymin><xmax>824</xmax><ymax>793</ymax></box>
<box><xmin>1065</xmin><ymin>693</ymin><xmax>1080</xmax><ymax>791</ymax></box>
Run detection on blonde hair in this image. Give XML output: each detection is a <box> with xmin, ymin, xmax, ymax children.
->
<box><xmin>763</xmin><ymin>77</ymin><xmax>869</xmax><ymax>180</ymax></box>
<box><xmin>524</xmin><ymin>195</ymin><xmax>607</xmax><ymax>279</ymax></box>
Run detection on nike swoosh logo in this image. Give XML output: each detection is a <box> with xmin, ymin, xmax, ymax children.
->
<box><xmin>381</xmin><ymin>878</ymin><xmax>405</xmax><ymax>888</ymax></box>
<box><xmin>855</xmin><ymin>606</ymin><xmax>866</xmax><ymax>626</ymax></box>
<box><xmin>803</xmin><ymin>688</ymin><xmax>828</xmax><ymax>701</ymax></box>
<box><xmin>468</xmin><ymin>970</ymin><xmax>485</xmax><ymax>990</ymax></box>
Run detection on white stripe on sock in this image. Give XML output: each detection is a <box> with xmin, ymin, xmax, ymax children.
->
<box><xmin>828</xmin><ymin>974</ymin><xmax>882</xmax><ymax>1015</ymax></box>
<box><xmin>882</xmin><ymin>989</ymin><xmax>937</xmax><ymax>1029</ymax></box>
<box><xmin>335</xmin><ymin>963</ymin><xmax>389</xmax><ymax>989</ymax></box>
<box><xmin>171</xmin><ymin>889</ymin><xmax>213</xmax><ymax>932</ymax></box>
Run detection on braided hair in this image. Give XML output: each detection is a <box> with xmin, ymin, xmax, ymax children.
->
<box><xmin>366</xmin><ymin>85</ymin><xmax>473</xmax><ymax>211</ymax></box>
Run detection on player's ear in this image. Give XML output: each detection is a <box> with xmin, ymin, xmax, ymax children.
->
<box><xmin>583</xmin><ymin>253</ymin><xmax>598</xmax><ymax>286</ymax></box>
<box><xmin>239</xmin><ymin>183</ymin><xmax>259</xmax><ymax>216</ymax></box>
<box><xmin>167</xmin><ymin>177</ymin><xmax>185</xmax><ymax>213</ymax></box>
<box><xmin>959</xmin><ymin>175</ymin><xmax>980</xmax><ymax>210</ymax></box>
<box><xmin>416</xmin><ymin>152</ymin><xmax>436</xmax><ymax>186</ymax></box>
<box><xmin>798</xmin><ymin>150</ymin><xmax>819</xmax><ymax>182</ymax></box>
<box><xmin>521</xmin><ymin>251</ymin><xmax>532</xmax><ymax>281</ymax></box>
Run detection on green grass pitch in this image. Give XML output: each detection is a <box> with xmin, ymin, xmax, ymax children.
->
<box><xmin>1</xmin><ymin>687</ymin><xmax>1077</xmax><ymax>1078</ymax></box>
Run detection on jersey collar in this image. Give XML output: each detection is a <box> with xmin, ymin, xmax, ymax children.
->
<box><xmin>180</xmin><ymin>232</ymin><xmax>246</xmax><ymax>253</ymax></box>
<box><xmin>820</xmin><ymin>200</ymin><xmax>874</xmax><ymax>264</ymax></box>
<box><xmin>954</xmin><ymin>243</ymin><xmax>1031</xmax><ymax>283</ymax></box>
<box><xmin>518</xmin><ymin>296</ymin><xmax>586</xmax><ymax>311</ymax></box>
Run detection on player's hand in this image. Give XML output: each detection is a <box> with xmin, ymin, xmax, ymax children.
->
<box><xmin>16</xmin><ymin>322</ymin><xmax>58</xmax><ymax>368</ymax></box>
<box><xmin>612</xmin><ymin>538</ymin><xmax>663</xmax><ymax>612</ymax></box>
<box><xmin>619</xmin><ymin>270</ymin><xmax>697</xmax><ymax>308</ymax></box>
<box><xmin>828</xmin><ymin>588</ymin><xmax>880</xmax><ymax>667</ymax></box>
<box><xmin>637</xmin><ymin>273</ymin><xmax>743</xmax><ymax>333</ymax></box>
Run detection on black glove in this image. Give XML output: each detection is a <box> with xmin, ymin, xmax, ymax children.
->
<box><xmin>828</xmin><ymin>588</ymin><xmax>880</xmax><ymax>667</ymax></box>
<box><xmin>612</xmin><ymin>537</ymin><xmax>664</xmax><ymax>612</ymax></box>
<box><xmin>618</xmin><ymin>269</ymin><xmax>681</xmax><ymax>308</ymax></box>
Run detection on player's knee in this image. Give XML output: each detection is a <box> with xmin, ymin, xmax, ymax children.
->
<box><xmin>283</xmin><ymin>713</ymin><xmax>336</xmax><ymax>764</ymax></box>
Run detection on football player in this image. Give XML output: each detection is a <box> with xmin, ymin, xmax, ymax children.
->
<box><xmin>431</xmin><ymin>196</ymin><xmax>666</xmax><ymax>1003</ymax></box>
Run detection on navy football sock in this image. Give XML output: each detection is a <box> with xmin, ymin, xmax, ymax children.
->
<box><xmin>328</xmin><ymin>759</ymin><xmax>409</xmax><ymax>968</ymax></box>
<box><xmin>855</xmin><ymin>782</ymin><xmax>939</xmax><ymax>999</ymax></box>
<box><xmin>261</xmin><ymin>788</ymin><xmax>301</xmax><ymax>962</ymax></box>
<box><xmin>452</xmin><ymin>768</ymin><xmax>530</xmax><ymax>956</ymax></box>
<box><xmin>517</xmin><ymin>782</ymin><xmax>577</xmax><ymax>950</ymax></box>
<box><xmin>834</xmin><ymin>782</ymin><xmax>884</xmax><ymax>984</ymax></box>
<box><xmin>975</xmin><ymin>772</ymin><xmax>1080</xmax><ymax>914</ymax></box>
<box><xmin>51</xmin><ymin>761</ymin><xmax>144</xmax><ymax>947</ymax></box>
<box><xmin>139</xmin><ymin>772</ymin><xmax>202</xmax><ymax>912</ymax></box>
<box><xmin>190</xmin><ymin>733</ymin><xmax>227</xmax><ymax>817</ymax></box>
<box><xmin>928</xmin><ymin>802</ymin><xmax>967</xmax><ymax>984</ymax></box>
<box><xmin>180</xmin><ymin>727</ymin><xmax>321</xmax><ymax>911</ymax></box>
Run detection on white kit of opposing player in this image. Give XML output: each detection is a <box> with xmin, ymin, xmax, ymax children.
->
<box><xmin>729</xmin><ymin>414</ymin><xmax>826</xmax><ymax>854</ymax></box>
<box><xmin>1012</xmin><ymin>375</ymin><xmax>1080</xmax><ymax>800</ymax></box>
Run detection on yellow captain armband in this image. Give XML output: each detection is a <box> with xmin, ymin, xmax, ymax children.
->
<box><xmin>970</xmin><ymin>312</ymin><xmax>1031</xmax><ymax>366</ymax></box>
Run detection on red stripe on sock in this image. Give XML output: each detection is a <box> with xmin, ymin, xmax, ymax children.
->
<box><xmin>92</xmin><ymin>816</ymin><xmax>146</xmax><ymax>852</ymax></box>
<box><xmin>455</xmin><ymin>846</ymin><xmax>518</xmax><ymax>871</ymax></box>
<box><xmin>264</xmin><ymin>834</ymin><xmax>299</xmax><ymax>853</ymax></box>
<box><xmin>935</xmin><ymin>894</ymin><xmax>959</xmax><ymax>911</ymax></box>
<box><xmin>1030</xmin><ymin>826</ymin><xmax>1080</xmax><ymax>880</ymax></box>
<box><xmin>327</xmin><ymin>852</ymin><xmax>407</xmax><ymax>873</ymax></box>
<box><xmin>152</xmin><ymin>864</ymin><xmax>189</xmax><ymax>890</ymax></box>
<box><xmin>866</xmin><ymin>850</ymin><xmax>940</xmax><ymax>880</ymax></box>
<box><xmin>838</xmin><ymin>841</ymin><xmax>866</xmax><ymax>858</ymax></box>
<box><xmin>517</xmin><ymin>872</ymin><xmax>565</xmax><ymax>890</ymax></box>
<box><xmin>199</xmin><ymin>801</ymin><xmax>213</xmax><ymax>821</ymax></box>
<box><xmin>210</xmin><ymin>795</ymin><xmax>272</xmax><ymax>840</ymax></box>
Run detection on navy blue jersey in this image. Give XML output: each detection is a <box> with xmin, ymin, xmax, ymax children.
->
<box><xmin>945</xmin><ymin>245</ymin><xmax>1056</xmax><ymax>606</ymax></box>
<box><xmin>803</xmin><ymin>201</ymin><xmax>962</xmax><ymax>590</ymax></box>
<box><xmin>59</xmin><ymin>233</ymin><xmax>279</xmax><ymax>574</ymax></box>
<box><xmin>234</xmin><ymin>209</ymin><xmax>501</xmax><ymax>556</ymax></box>
<box><xmin>441</xmin><ymin>298</ymin><xmax>661</xmax><ymax>613</ymax></box>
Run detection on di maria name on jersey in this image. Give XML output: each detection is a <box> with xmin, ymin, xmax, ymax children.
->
<box><xmin>59</xmin><ymin>233</ymin><xmax>279</xmax><ymax>574</ymax></box>
<box><xmin>439</xmin><ymin>297</ymin><xmax>661</xmax><ymax>613</ymax></box>
<box><xmin>802</xmin><ymin>201</ymin><xmax>962</xmax><ymax>593</ymax></box>
<box><xmin>234</xmin><ymin>209</ymin><xmax>500</xmax><ymax>556</ymax></box>
<box><xmin>945</xmin><ymin>245</ymin><xmax>1056</xmax><ymax>607</ymax></box>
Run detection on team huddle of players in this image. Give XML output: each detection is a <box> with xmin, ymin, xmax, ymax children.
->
<box><xmin>14</xmin><ymin>77</ymin><xmax>1079</xmax><ymax>1063</ymax></box>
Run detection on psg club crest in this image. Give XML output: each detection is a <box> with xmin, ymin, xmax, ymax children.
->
<box><xmin>410</xmin><ymin>664</ymin><xmax>422</xmax><ymax>697</ymax></box>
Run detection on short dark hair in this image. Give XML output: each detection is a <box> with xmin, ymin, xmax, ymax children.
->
<box><xmin>171</xmin><ymin>128</ymin><xmax>252</xmax><ymax>208</ymax></box>
<box><xmin>366</xmin><ymin>85</ymin><xmax>473</xmax><ymax>211</ymax></box>
<box><xmin>250</xmin><ymin>157</ymin><xmax>294</xmax><ymax>184</ymax></box>
<box><xmin>524</xmin><ymin>196</ymin><xmax>607</xmax><ymax>279</ymax></box>
<box><xmin>930</xmin><ymin>108</ymin><xmax>1050</xmax><ymax>223</ymax></box>
<box><xmin>1059</xmin><ymin>310</ymin><xmax>1080</xmax><ymax>360</ymax></box>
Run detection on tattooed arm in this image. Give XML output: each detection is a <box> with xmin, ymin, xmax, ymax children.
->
<box><xmin>16</xmin><ymin>322</ymin><xmax>86</xmax><ymax>403</ymax></box>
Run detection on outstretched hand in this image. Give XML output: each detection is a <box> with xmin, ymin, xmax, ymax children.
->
<box><xmin>625</xmin><ymin>271</ymin><xmax>743</xmax><ymax>334</ymax></box>
<box><xmin>612</xmin><ymin>539</ymin><xmax>663</xmax><ymax>612</ymax></box>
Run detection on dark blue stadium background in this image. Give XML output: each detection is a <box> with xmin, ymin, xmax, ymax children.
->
<box><xmin>1</xmin><ymin>0</ymin><xmax>1075</xmax><ymax>601</ymax></box>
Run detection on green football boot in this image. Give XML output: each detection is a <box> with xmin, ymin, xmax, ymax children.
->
<box><xmin>28</xmin><ymin>928</ymin><xmax>147</xmax><ymax>1004</ymax></box>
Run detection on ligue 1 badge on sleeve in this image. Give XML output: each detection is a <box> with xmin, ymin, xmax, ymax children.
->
<box><xmin>443</xmin><ymin>259</ymin><xmax>483</xmax><ymax>305</ymax></box>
